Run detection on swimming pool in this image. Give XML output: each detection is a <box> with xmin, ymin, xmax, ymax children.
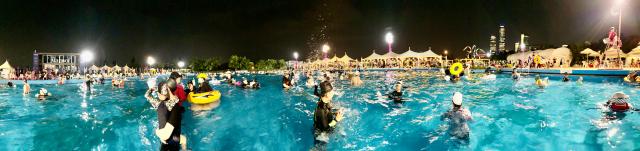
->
<box><xmin>0</xmin><ymin>72</ymin><xmax>639</xmax><ymax>150</ymax></box>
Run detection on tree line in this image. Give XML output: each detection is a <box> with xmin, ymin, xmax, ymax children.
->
<box><xmin>189</xmin><ymin>55</ymin><xmax>287</xmax><ymax>72</ymax></box>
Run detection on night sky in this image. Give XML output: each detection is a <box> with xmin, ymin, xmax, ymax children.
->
<box><xmin>0</xmin><ymin>0</ymin><xmax>639</xmax><ymax>66</ymax></box>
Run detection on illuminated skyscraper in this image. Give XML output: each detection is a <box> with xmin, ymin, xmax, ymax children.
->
<box><xmin>519</xmin><ymin>34</ymin><xmax>529</xmax><ymax>52</ymax></box>
<box><xmin>499</xmin><ymin>25</ymin><xmax>506</xmax><ymax>52</ymax></box>
<box><xmin>489</xmin><ymin>35</ymin><xmax>497</xmax><ymax>52</ymax></box>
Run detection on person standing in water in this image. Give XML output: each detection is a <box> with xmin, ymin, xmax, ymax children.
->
<box><xmin>388</xmin><ymin>81</ymin><xmax>404</xmax><ymax>104</ymax></box>
<box><xmin>23</xmin><ymin>80</ymin><xmax>30</xmax><ymax>95</ymax></box>
<box><xmin>441</xmin><ymin>92</ymin><xmax>473</xmax><ymax>140</ymax></box>
<box><xmin>144</xmin><ymin>81</ymin><xmax>187</xmax><ymax>151</ymax></box>
<box><xmin>562</xmin><ymin>72</ymin><xmax>570</xmax><ymax>82</ymax></box>
<box><xmin>313</xmin><ymin>81</ymin><xmax>344</xmax><ymax>145</ymax></box>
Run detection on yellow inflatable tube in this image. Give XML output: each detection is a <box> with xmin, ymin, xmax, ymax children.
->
<box><xmin>188</xmin><ymin>91</ymin><xmax>221</xmax><ymax>104</ymax></box>
<box><xmin>450</xmin><ymin>63</ymin><xmax>464</xmax><ymax>76</ymax></box>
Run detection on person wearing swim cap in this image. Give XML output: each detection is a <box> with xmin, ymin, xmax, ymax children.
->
<box><xmin>535</xmin><ymin>75</ymin><xmax>549</xmax><ymax>88</ymax></box>
<box><xmin>313</xmin><ymin>81</ymin><xmax>344</xmax><ymax>144</ymax></box>
<box><xmin>37</xmin><ymin>88</ymin><xmax>52</xmax><ymax>100</ymax></box>
<box><xmin>605</xmin><ymin>92</ymin><xmax>634</xmax><ymax>112</ymax></box>
<box><xmin>388</xmin><ymin>81</ymin><xmax>404</xmax><ymax>104</ymax></box>
<box><xmin>562</xmin><ymin>72</ymin><xmax>570</xmax><ymax>82</ymax></box>
<box><xmin>576</xmin><ymin>76</ymin><xmax>584</xmax><ymax>85</ymax></box>
<box><xmin>441</xmin><ymin>92</ymin><xmax>473</xmax><ymax>140</ymax></box>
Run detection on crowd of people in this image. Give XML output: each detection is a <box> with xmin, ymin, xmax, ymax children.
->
<box><xmin>4</xmin><ymin>61</ymin><xmax>638</xmax><ymax>150</ymax></box>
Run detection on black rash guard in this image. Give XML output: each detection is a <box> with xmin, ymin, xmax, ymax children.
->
<box><xmin>389</xmin><ymin>91</ymin><xmax>403</xmax><ymax>103</ymax></box>
<box><xmin>313</xmin><ymin>101</ymin><xmax>336</xmax><ymax>132</ymax></box>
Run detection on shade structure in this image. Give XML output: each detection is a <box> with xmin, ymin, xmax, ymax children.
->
<box><xmin>363</xmin><ymin>51</ymin><xmax>383</xmax><ymax>60</ymax></box>
<box><xmin>90</xmin><ymin>65</ymin><xmax>99</xmax><ymax>71</ymax></box>
<box><xmin>580</xmin><ymin>48</ymin><xmax>597</xmax><ymax>55</ymax></box>
<box><xmin>338</xmin><ymin>53</ymin><xmax>353</xmax><ymax>62</ymax></box>
<box><xmin>0</xmin><ymin>60</ymin><xmax>15</xmax><ymax>79</ymax></box>
<box><xmin>603</xmin><ymin>48</ymin><xmax>626</xmax><ymax>59</ymax></box>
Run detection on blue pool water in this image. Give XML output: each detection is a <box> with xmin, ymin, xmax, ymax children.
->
<box><xmin>0</xmin><ymin>72</ymin><xmax>639</xmax><ymax>150</ymax></box>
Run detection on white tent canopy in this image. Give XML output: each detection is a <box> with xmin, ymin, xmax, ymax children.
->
<box><xmin>419</xmin><ymin>50</ymin><xmax>442</xmax><ymax>58</ymax></box>
<box><xmin>0</xmin><ymin>60</ymin><xmax>15</xmax><ymax>79</ymax></box>
<box><xmin>625</xmin><ymin>46</ymin><xmax>640</xmax><ymax>65</ymax></box>
<box><xmin>381</xmin><ymin>51</ymin><xmax>399</xmax><ymax>59</ymax></box>
<box><xmin>397</xmin><ymin>50</ymin><xmax>422</xmax><ymax>58</ymax></box>
<box><xmin>507</xmin><ymin>46</ymin><xmax>573</xmax><ymax>66</ymax></box>
<box><xmin>363</xmin><ymin>51</ymin><xmax>383</xmax><ymax>60</ymax></box>
<box><xmin>580</xmin><ymin>48</ymin><xmax>598</xmax><ymax>55</ymax></box>
<box><xmin>603</xmin><ymin>48</ymin><xmax>626</xmax><ymax>59</ymax></box>
<box><xmin>338</xmin><ymin>53</ymin><xmax>353</xmax><ymax>62</ymax></box>
<box><xmin>113</xmin><ymin>65</ymin><xmax>122</xmax><ymax>71</ymax></box>
<box><xmin>90</xmin><ymin>65</ymin><xmax>99</xmax><ymax>71</ymax></box>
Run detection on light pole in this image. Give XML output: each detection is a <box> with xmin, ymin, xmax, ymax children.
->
<box><xmin>177</xmin><ymin>61</ymin><xmax>185</xmax><ymax>69</ymax></box>
<box><xmin>614</xmin><ymin>0</ymin><xmax>624</xmax><ymax>67</ymax></box>
<box><xmin>293</xmin><ymin>52</ymin><xmax>299</xmax><ymax>70</ymax></box>
<box><xmin>385</xmin><ymin>32</ymin><xmax>394</xmax><ymax>53</ymax></box>
<box><xmin>444</xmin><ymin>50</ymin><xmax>448</xmax><ymax>66</ymax></box>
<box><xmin>80</xmin><ymin>50</ymin><xmax>94</xmax><ymax>75</ymax></box>
<box><xmin>322</xmin><ymin>44</ymin><xmax>330</xmax><ymax>59</ymax></box>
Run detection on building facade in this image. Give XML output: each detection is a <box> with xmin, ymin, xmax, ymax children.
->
<box><xmin>498</xmin><ymin>25</ymin><xmax>506</xmax><ymax>52</ymax></box>
<box><xmin>489</xmin><ymin>35</ymin><xmax>497</xmax><ymax>52</ymax></box>
<box><xmin>32</xmin><ymin>50</ymin><xmax>80</xmax><ymax>72</ymax></box>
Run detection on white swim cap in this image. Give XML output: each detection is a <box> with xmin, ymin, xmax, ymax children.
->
<box><xmin>452</xmin><ymin>92</ymin><xmax>463</xmax><ymax>105</ymax></box>
<box><xmin>611</xmin><ymin>92</ymin><xmax>629</xmax><ymax>99</ymax></box>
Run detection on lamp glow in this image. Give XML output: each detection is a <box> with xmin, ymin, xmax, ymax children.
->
<box><xmin>80</xmin><ymin>50</ymin><xmax>94</xmax><ymax>63</ymax></box>
<box><xmin>147</xmin><ymin>56</ymin><xmax>156</xmax><ymax>66</ymax></box>
<box><xmin>177</xmin><ymin>61</ymin><xmax>185</xmax><ymax>68</ymax></box>
<box><xmin>293</xmin><ymin>52</ymin><xmax>299</xmax><ymax>60</ymax></box>
<box><xmin>385</xmin><ymin>32</ymin><xmax>394</xmax><ymax>44</ymax></box>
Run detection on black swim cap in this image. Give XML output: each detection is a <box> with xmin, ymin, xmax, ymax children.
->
<box><xmin>319</xmin><ymin>81</ymin><xmax>333</xmax><ymax>96</ymax></box>
<box><xmin>166</xmin><ymin>79</ymin><xmax>177</xmax><ymax>92</ymax></box>
<box><xmin>169</xmin><ymin>72</ymin><xmax>182</xmax><ymax>79</ymax></box>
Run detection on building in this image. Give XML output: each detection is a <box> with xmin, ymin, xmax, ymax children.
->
<box><xmin>519</xmin><ymin>34</ymin><xmax>529</xmax><ymax>52</ymax></box>
<box><xmin>489</xmin><ymin>35</ymin><xmax>497</xmax><ymax>52</ymax></box>
<box><xmin>33</xmin><ymin>50</ymin><xmax>80</xmax><ymax>72</ymax></box>
<box><xmin>498</xmin><ymin>25</ymin><xmax>506</xmax><ymax>52</ymax></box>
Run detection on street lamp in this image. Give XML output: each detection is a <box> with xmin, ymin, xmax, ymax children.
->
<box><xmin>613</xmin><ymin>0</ymin><xmax>624</xmax><ymax>67</ymax></box>
<box><xmin>177</xmin><ymin>61</ymin><xmax>185</xmax><ymax>68</ymax></box>
<box><xmin>444</xmin><ymin>50</ymin><xmax>449</xmax><ymax>66</ymax></box>
<box><xmin>385</xmin><ymin>32</ymin><xmax>394</xmax><ymax>53</ymax></box>
<box><xmin>80</xmin><ymin>50</ymin><xmax>94</xmax><ymax>74</ymax></box>
<box><xmin>147</xmin><ymin>56</ymin><xmax>156</xmax><ymax>66</ymax></box>
<box><xmin>293</xmin><ymin>51</ymin><xmax>299</xmax><ymax>70</ymax></box>
<box><xmin>322</xmin><ymin>44</ymin><xmax>330</xmax><ymax>59</ymax></box>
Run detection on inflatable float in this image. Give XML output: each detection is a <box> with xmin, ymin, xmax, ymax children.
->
<box><xmin>188</xmin><ymin>91</ymin><xmax>221</xmax><ymax>104</ymax></box>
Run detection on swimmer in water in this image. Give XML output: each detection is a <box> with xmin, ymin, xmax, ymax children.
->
<box><xmin>36</xmin><ymin>88</ymin><xmax>52</xmax><ymax>100</ymax></box>
<box><xmin>349</xmin><ymin>71</ymin><xmax>363</xmax><ymax>86</ymax></box>
<box><xmin>576</xmin><ymin>76</ymin><xmax>583</xmax><ymax>85</ymax></box>
<box><xmin>512</xmin><ymin>68</ymin><xmax>520</xmax><ymax>80</ymax></box>
<box><xmin>562</xmin><ymin>72</ymin><xmax>570</xmax><ymax>82</ymax></box>
<box><xmin>282</xmin><ymin>74</ymin><xmax>293</xmax><ymax>89</ymax></box>
<box><xmin>604</xmin><ymin>92</ymin><xmax>634</xmax><ymax>113</ymax></box>
<box><xmin>388</xmin><ymin>81</ymin><xmax>404</xmax><ymax>104</ymax></box>
<box><xmin>441</xmin><ymin>92</ymin><xmax>473</xmax><ymax>140</ymax></box>
<box><xmin>313</xmin><ymin>81</ymin><xmax>344</xmax><ymax>145</ymax></box>
<box><xmin>535</xmin><ymin>75</ymin><xmax>549</xmax><ymax>88</ymax></box>
<box><xmin>23</xmin><ymin>80</ymin><xmax>30</xmax><ymax>95</ymax></box>
<box><xmin>144</xmin><ymin>81</ymin><xmax>187</xmax><ymax>150</ymax></box>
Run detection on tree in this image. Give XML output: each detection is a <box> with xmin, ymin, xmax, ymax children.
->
<box><xmin>228</xmin><ymin>55</ymin><xmax>252</xmax><ymax>70</ymax></box>
<box><xmin>190</xmin><ymin>57</ymin><xmax>221</xmax><ymax>71</ymax></box>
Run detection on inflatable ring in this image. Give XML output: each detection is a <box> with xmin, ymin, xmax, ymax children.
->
<box><xmin>188</xmin><ymin>91</ymin><xmax>221</xmax><ymax>104</ymax></box>
<box><xmin>449</xmin><ymin>63</ymin><xmax>464</xmax><ymax>76</ymax></box>
<box><xmin>534</xmin><ymin>56</ymin><xmax>542</xmax><ymax>64</ymax></box>
<box><xmin>197</xmin><ymin>73</ymin><xmax>208</xmax><ymax>79</ymax></box>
